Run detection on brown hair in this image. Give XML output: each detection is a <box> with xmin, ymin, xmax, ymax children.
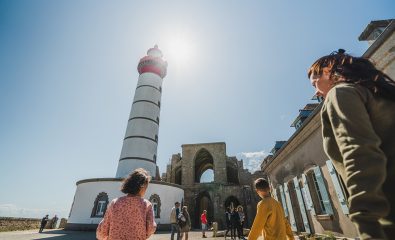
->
<box><xmin>308</xmin><ymin>49</ymin><xmax>395</xmax><ymax>100</ymax></box>
<box><xmin>254</xmin><ymin>178</ymin><xmax>270</xmax><ymax>190</ymax></box>
<box><xmin>121</xmin><ymin>168</ymin><xmax>151</xmax><ymax>195</ymax></box>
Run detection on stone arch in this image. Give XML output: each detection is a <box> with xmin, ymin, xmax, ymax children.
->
<box><xmin>224</xmin><ymin>195</ymin><xmax>241</xmax><ymax>211</ymax></box>
<box><xmin>149</xmin><ymin>194</ymin><xmax>161</xmax><ymax>218</ymax></box>
<box><xmin>194</xmin><ymin>148</ymin><xmax>214</xmax><ymax>183</ymax></box>
<box><xmin>91</xmin><ymin>192</ymin><xmax>109</xmax><ymax>218</ymax></box>
<box><xmin>194</xmin><ymin>191</ymin><xmax>214</xmax><ymax>228</ymax></box>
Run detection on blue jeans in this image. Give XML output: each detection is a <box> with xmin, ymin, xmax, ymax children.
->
<box><xmin>171</xmin><ymin>223</ymin><xmax>180</xmax><ymax>240</ymax></box>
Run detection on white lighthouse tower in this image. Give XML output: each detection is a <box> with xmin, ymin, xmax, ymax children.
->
<box><xmin>66</xmin><ymin>46</ymin><xmax>183</xmax><ymax>230</ymax></box>
<box><xmin>116</xmin><ymin>45</ymin><xmax>167</xmax><ymax>178</ymax></box>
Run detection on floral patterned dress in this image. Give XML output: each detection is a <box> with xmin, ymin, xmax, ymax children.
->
<box><xmin>96</xmin><ymin>195</ymin><xmax>156</xmax><ymax>240</ymax></box>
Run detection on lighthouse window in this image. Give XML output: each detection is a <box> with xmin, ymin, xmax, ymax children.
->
<box><xmin>91</xmin><ymin>192</ymin><xmax>109</xmax><ymax>218</ymax></box>
<box><xmin>155</xmin><ymin>135</ymin><xmax>158</xmax><ymax>142</ymax></box>
<box><xmin>149</xmin><ymin>194</ymin><xmax>161</xmax><ymax>218</ymax></box>
<box><xmin>156</xmin><ymin>117</ymin><xmax>159</xmax><ymax>124</ymax></box>
<box><xmin>96</xmin><ymin>201</ymin><xmax>106</xmax><ymax>216</ymax></box>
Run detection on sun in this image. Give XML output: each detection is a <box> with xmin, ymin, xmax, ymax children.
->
<box><xmin>161</xmin><ymin>33</ymin><xmax>196</xmax><ymax>68</ymax></box>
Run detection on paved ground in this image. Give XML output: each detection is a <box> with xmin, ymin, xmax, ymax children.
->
<box><xmin>0</xmin><ymin>229</ymin><xmax>221</xmax><ymax>240</ymax></box>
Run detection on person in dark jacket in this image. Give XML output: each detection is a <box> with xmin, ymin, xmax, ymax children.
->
<box><xmin>224</xmin><ymin>207</ymin><xmax>232</xmax><ymax>239</ymax></box>
<box><xmin>230</xmin><ymin>208</ymin><xmax>240</xmax><ymax>239</ymax></box>
<box><xmin>39</xmin><ymin>214</ymin><xmax>49</xmax><ymax>233</ymax></box>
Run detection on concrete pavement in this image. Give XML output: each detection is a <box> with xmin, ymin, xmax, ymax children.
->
<box><xmin>0</xmin><ymin>229</ymin><xmax>220</xmax><ymax>240</ymax></box>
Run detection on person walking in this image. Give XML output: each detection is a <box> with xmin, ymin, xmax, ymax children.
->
<box><xmin>39</xmin><ymin>214</ymin><xmax>49</xmax><ymax>233</ymax></box>
<box><xmin>96</xmin><ymin>168</ymin><xmax>156</xmax><ymax>240</ymax></box>
<box><xmin>170</xmin><ymin>202</ymin><xmax>181</xmax><ymax>240</ymax></box>
<box><xmin>248</xmin><ymin>178</ymin><xmax>294</xmax><ymax>240</ymax></box>
<box><xmin>236</xmin><ymin>206</ymin><xmax>245</xmax><ymax>239</ymax></box>
<box><xmin>178</xmin><ymin>206</ymin><xmax>191</xmax><ymax>240</ymax></box>
<box><xmin>308</xmin><ymin>49</ymin><xmax>395</xmax><ymax>240</ymax></box>
<box><xmin>224</xmin><ymin>207</ymin><xmax>232</xmax><ymax>239</ymax></box>
<box><xmin>200</xmin><ymin>210</ymin><xmax>208</xmax><ymax>238</ymax></box>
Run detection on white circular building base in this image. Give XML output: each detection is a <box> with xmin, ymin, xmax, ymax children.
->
<box><xmin>65</xmin><ymin>178</ymin><xmax>184</xmax><ymax>231</ymax></box>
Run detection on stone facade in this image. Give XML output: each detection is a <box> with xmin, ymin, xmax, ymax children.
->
<box><xmin>163</xmin><ymin>142</ymin><xmax>265</xmax><ymax>229</ymax></box>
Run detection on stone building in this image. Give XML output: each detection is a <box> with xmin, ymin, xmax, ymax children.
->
<box><xmin>260</xmin><ymin>19</ymin><xmax>394</xmax><ymax>237</ymax></box>
<box><xmin>163</xmin><ymin>142</ymin><xmax>265</xmax><ymax>229</ymax></box>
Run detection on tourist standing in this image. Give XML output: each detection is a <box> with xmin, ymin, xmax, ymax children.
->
<box><xmin>51</xmin><ymin>215</ymin><xmax>58</xmax><ymax>229</ymax></box>
<box><xmin>308</xmin><ymin>49</ymin><xmax>395</xmax><ymax>239</ymax></box>
<box><xmin>224</xmin><ymin>207</ymin><xmax>232</xmax><ymax>239</ymax></box>
<box><xmin>200</xmin><ymin>210</ymin><xmax>208</xmax><ymax>238</ymax></box>
<box><xmin>230</xmin><ymin>208</ymin><xmax>239</xmax><ymax>239</ymax></box>
<box><xmin>96</xmin><ymin>168</ymin><xmax>156</xmax><ymax>240</ymax></box>
<box><xmin>170</xmin><ymin>202</ymin><xmax>181</xmax><ymax>240</ymax></box>
<box><xmin>179</xmin><ymin>206</ymin><xmax>191</xmax><ymax>240</ymax></box>
<box><xmin>39</xmin><ymin>214</ymin><xmax>49</xmax><ymax>233</ymax></box>
<box><xmin>237</xmin><ymin>206</ymin><xmax>245</xmax><ymax>239</ymax></box>
<box><xmin>248</xmin><ymin>178</ymin><xmax>293</xmax><ymax>240</ymax></box>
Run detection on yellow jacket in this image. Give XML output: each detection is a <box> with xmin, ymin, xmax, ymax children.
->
<box><xmin>248</xmin><ymin>196</ymin><xmax>294</xmax><ymax>240</ymax></box>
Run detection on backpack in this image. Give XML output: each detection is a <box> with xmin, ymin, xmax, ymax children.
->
<box><xmin>177</xmin><ymin>213</ymin><xmax>186</xmax><ymax>227</ymax></box>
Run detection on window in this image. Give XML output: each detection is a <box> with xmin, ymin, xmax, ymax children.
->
<box><xmin>96</xmin><ymin>201</ymin><xmax>106</xmax><ymax>216</ymax></box>
<box><xmin>326</xmin><ymin>160</ymin><xmax>349</xmax><ymax>214</ymax></box>
<box><xmin>149</xmin><ymin>194</ymin><xmax>161</xmax><ymax>218</ymax></box>
<box><xmin>278</xmin><ymin>185</ymin><xmax>289</xmax><ymax>217</ymax></box>
<box><xmin>91</xmin><ymin>192</ymin><xmax>109</xmax><ymax>218</ymax></box>
<box><xmin>283</xmin><ymin>183</ymin><xmax>297</xmax><ymax>231</ymax></box>
<box><xmin>306</xmin><ymin>167</ymin><xmax>334</xmax><ymax>215</ymax></box>
<box><xmin>292</xmin><ymin>177</ymin><xmax>311</xmax><ymax>233</ymax></box>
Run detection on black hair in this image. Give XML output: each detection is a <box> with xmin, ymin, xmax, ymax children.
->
<box><xmin>121</xmin><ymin>168</ymin><xmax>151</xmax><ymax>195</ymax></box>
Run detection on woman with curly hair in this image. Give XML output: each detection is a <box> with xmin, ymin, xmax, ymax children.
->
<box><xmin>308</xmin><ymin>49</ymin><xmax>395</xmax><ymax>239</ymax></box>
<box><xmin>96</xmin><ymin>168</ymin><xmax>156</xmax><ymax>239</ymax></box>
<box><xmin>179</xmin><ymin>206</ymin><xmax>191</xmax><ymax>240</ymax></box>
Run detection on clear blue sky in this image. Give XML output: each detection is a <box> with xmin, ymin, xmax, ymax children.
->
<box><xmin>0</xmin><ymin>0</ymin><xmax>394</xmax><ymax>218</ymax></box>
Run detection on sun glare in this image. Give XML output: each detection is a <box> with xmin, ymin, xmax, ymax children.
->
<box><xmin>162</xmin><ymin>33</ymin><xmax>196</xmax><ymax>68</ymax></box>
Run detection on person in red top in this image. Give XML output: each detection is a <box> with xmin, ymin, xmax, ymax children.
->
<box><xmin>200</xmin><ymin>210</ymin><xmax>208</xmax><ymax>238</ymax></box>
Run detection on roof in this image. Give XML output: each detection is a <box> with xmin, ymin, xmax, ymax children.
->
<box><xmin>359</xmin><ymin>19</ymin><xmax>393</xmax><ymax>41</ymax></box>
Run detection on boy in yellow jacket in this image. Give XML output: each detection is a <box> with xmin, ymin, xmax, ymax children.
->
<box><xmin>248</xmin><ymin>178</ymin><xmax>294</xmax><ymax>240</ymax></box>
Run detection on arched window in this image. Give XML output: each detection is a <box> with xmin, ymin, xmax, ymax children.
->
<box><xmin>200</xmin><ymin>169</ymin><xmax>214</xmax><ymax>183</ymax></box>
<box><xmin>149</xmin><ymin>194</ymin><xmax>161</xmax><ymax>218</ymax></box>
<box><xmin>91</xmin><ymin>192</ymin><xmax>109</xmax><ymax>218</ymax></box>
<box><xmin>153</xmin><ymin>154</ymin><xmax>157</xmax><ymax>163</ymax></box>
<box><xmin>155</xmin><ymin>134</ymin><xmax>158</xmax><ymax>143</ymax></box>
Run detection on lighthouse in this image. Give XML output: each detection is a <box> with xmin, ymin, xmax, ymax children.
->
<box><xmin>66</xmin><ymin>46</ymin><xmax>183</xmax><ymax>231</ymax></box>
<box><xmin>116</xmin><ymin>45</ymin><xmax>167</xmax><ymax>178</ymax></box>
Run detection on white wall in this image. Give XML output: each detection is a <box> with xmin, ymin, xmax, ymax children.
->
<box><xmin>116</xmin><ymin>160</ymin><xmax>157</xmax><ymax>178</ymax></box>
<box><xmin>68</xmin><ymin>180</ymin><xmax>184</xmax><ymax>225</ymax></box>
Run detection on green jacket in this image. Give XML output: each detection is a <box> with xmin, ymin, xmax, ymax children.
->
<box><xmin>321</xmin><ymin>82</ymin><xmax>395</xmax><ymax>240</ymax></box>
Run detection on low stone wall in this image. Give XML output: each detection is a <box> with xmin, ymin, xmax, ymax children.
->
<box><xmin>0</xmin><ymin>217</ymin><xmax>68</xmax><ymax>232</ymax></box>
<box><xmin>0</xmin><ymin>217</ymin><xmax>41</xmax><ymax>232</ymax></box>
